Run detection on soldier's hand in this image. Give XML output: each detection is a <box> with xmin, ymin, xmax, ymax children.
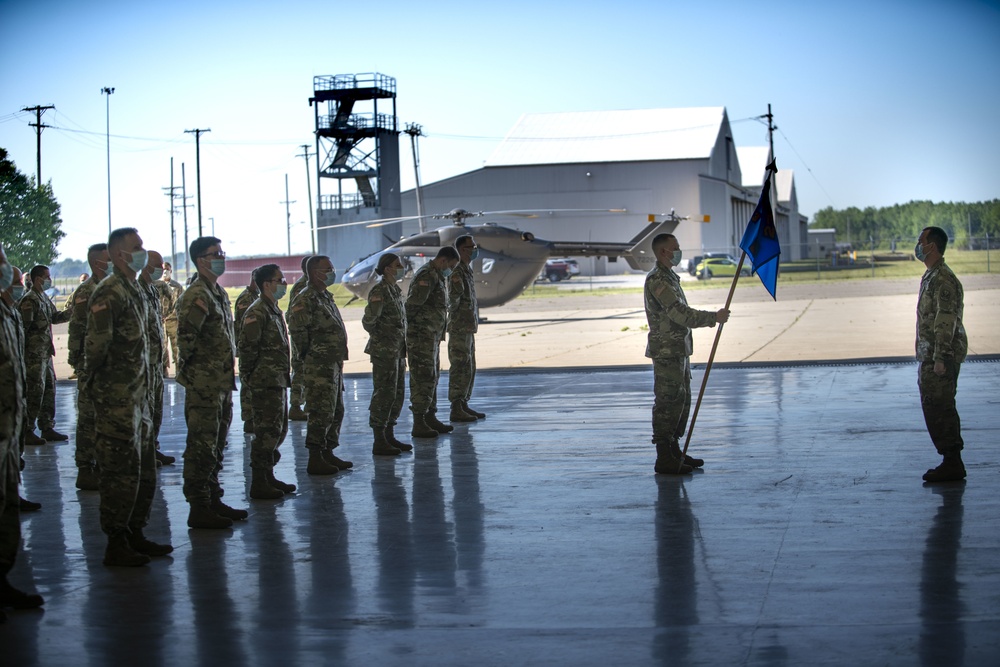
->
<box><xmin>934</xmin><ymin>360</ymin><xmax>946</xmax><ymax>376</ymax></box>
<box><xmin>715</xmin><ymin>308</ymin><xmax>730</xmax><ymax>324</ymax></box>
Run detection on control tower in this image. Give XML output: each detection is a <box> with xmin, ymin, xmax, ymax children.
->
<box><xmin>310</xmin><ymin>73</ymin><xmax>401</xmax><ymax>272</ymax></box>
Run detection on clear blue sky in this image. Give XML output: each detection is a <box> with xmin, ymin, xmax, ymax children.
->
<box><xmin>3</xmin><ymin>0</ymin><xmax>998</xmax><ymax>261</ymax></box>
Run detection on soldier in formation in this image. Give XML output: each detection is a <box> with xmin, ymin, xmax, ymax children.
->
<box><xmin>84</xmin><ymin>228</ymin><xmax>172</xmax><ymax>566</ymax></box>
<box><xmin>287</xmin><ymin>255</ymin><xmax>312</xmax><ymax>421</ymax></box>
<box><xmin>0</xmin><ymin>244</ymin><xmax>45</xmax><ymax>617</ymax></box>
<box><xmin>238</xmin><ymin>264</ymin><xmax>296</xmax><ymax>499</ymax></box>
<box><xmin>140</xmin><ymin>252</ymin><xmax>175</xmax><ymax>468</ymax></box>
<box><xmin>287</xmin><ymin>255</ymin><xmax>353</xmax><ymax>475</ymax></box>
<box><xmin>643</xmin><ymin>233</ymin><xmax>729</xmax><ymax>476</ymax></box>
<box><xmin>915</xmin><ymin>226</ymin><xmax>969</xmax><ymax>483</ymax></box>
<box><xmin>362</xmin><ymin>253</ymin><xmax>412</xmax><ymax>456</ymax></box>
<box><xmin>176</xmin><ymin>236</ymin><xmax>246</xmax><ymax>529</ymax></box>
<box><xmin>157</xmin><ymin>261</ymin><xmax>184</xmax><ymax>377</ymax></box>
<box><xmin>67</xmin><ymin>243</ymin><xmax>110</xmax><ymax>490</ymax></box>
<box><xmin>19</xmin><ymin>264</ymin><xmax>72</xmax><ymax>445</ymax></box>
<box><xmin>448</xmin><ymin>235</ymin><xmax>486</xmax><ymax>423</ymax></box>
<box><xmin>406</xmin><ymin>246</ymin><xmax>460</xmax><ymax>438</ymax></box>
<box><xmin>234</xmin><ymin>269</ymin><xmax>260</xmax><ymax>434</ymax></box>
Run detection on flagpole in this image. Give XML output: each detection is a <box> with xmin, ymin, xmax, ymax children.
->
<box><xmin>678</xmin><ymin>250</ymin><xmax>746</xmax><ymax>471</ymax></box>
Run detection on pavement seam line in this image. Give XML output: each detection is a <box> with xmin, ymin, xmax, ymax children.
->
<box><xmin>740</xmin><ymin>299</ymin><xmax>814</xmax><ymax>363</ymax></box>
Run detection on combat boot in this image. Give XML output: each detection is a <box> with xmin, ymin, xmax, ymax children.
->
<box><xmin>288</xmin><ymin>405</ymin><xmax>308</xmax><ymax>421</ymax></box>
<box><xmin>654</xmin><ymin>442</ymin><xmax>693</xmax><ymax>476</ymax></box>
<box><xmin>307</xmin><ymin>449</ymin><xmax>340</xmax><ymax>475</ymax></box>
<box><xmin>41</xmin><ymin>428</ymin><xmax>68</xmax><ymax>442</ymax></box>
<box><xmin>76</xmin><ymin>465</ymin><xmax>100</xmax><ymax>491</ymax></box>
<box><xmin>128</xmin><ymin>530</ymin><xmax>174</xmax><ymax>557</ymax></box>
<box><xmin>463</xmin><ymin>401</ymin><xmax>486</xmax><ymax>419</ymax></box>
<box><xmin>411</xmin><ymin>413</ymin><xmax>439</xmax><ymax>438</ymax></box>
<box><xmin>187</xmin><ymin>504</ymin><xmax>234</xmax><ymax>529</ymax></box>
<box><xmin>211</xmin><ymin>499</ymin><xmax>249</xmax><ymax>521</ymax></box>
<box><xmin>250</xmin><ymin>468</ymin><xmax>284</xmax><ymax>499</ymax></box>
<box><xmin>19</xmin><ymin>497</ymin><xmax>41</xmax><ymax>512</ymax></box>
<box><xmin>155</xmin><ymin>450</ymin><xmax>175</xmax><ymax>466</ymax></box>
<box><xmin>427</xmin><ymin>412</ymin><xmax>454</xmax><ymax>434</ymax></box>
<box><xmin>24</xmin><ymin>430</ymin><xmax>46</xmax><ymax>447</ymax></box>
<box><xmin>386</xmin><ymin>425</ymin><xmax>413</xmax><ymax>452</ymax></box>
<box><xmin>450</xmin><ymin>400</ymin><xmax>477</xmax><ymax>423</ymax></box>
<box><xmin>670</xmin><ymin>441</ymin><xmax>704</xmax><ymax>469</ymax></box>
<box><xmin>923</xmin><ymin>453</ymin><xmax>967</xmax><ymax>483</ymax></box>
<box><xmin>324</xmin><ymin>448</ymin><xmax>353</xmax><ymax>469</ymax></box>
<box><xmin>267</xmin><ymin>468</ymin><xmax>297</xmax><ymax>494</ymax></box>
<box><xmin>372</xmin><ymin>428</ymin><xmax>401</xmax><ymax>456</ymax></box>
<box><xmin>0</xmin><ymin>577</ymin><xmax>44</xmax><ymax>609</ymax></box>
<box><xmin>103</xmin><ymin>533</ymin><xmax>151</xmax><ymax>567</ymax></box>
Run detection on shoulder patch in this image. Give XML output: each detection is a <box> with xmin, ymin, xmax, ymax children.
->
<box><xmin>451</xmin><ymin>273</ymin><xmax>462</xmax><ymax>282</ymax></box>
<box><xmin>243</xmin><ymin>314</ymin><xmax>257</xmax><ymax>325</ymax></box>
<box><xmin>370</xmin><ymin>294</ymin><xmax>382</xmax><ymax>302</ymax></box>
<box><xmin>20</xmin><ymin>300</ymin><xmax>32</xmax><ymax>310</ymax></box>
<box><xmin>194</xmin><ymin>298</ymin><xmax>209</xmax><ymax>313</ymax></box>
<box><xmin>654</xmin><ymin>285</ymin><xmax>665</xmax><ymax>297</ymax></box>
<box><xmin>418</xmin><ymin>280</ymin><xmax>429</xmax><ymax>286</ymax></box>
<box><xmin>91</xmin><ymin>302</ymin><xmax>109</xmax><ymax>313</ymax></box>
<box><xmin>292</xmin><ymin>304</ymin><xmax>305</xmax><ymax>312</ymax></box>
<box><xmin>75</xmin><ymin>295</ymin><xmax>89</xmax><ymax>304</ymax></box>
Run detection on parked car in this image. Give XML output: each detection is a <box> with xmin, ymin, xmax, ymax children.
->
<box><xmin>541</xmin><ymin>258</ymin><xmax>580</xmax><ymax>282</ymax></box>
<box><xmin>694</xmin><ymin>257</ymin><xmax>751</xmax><ymax>280</ymax></box>
<box><xmin>687</xmin><ymin>252</ymin><xmax>737</xmax><ymax>276</ymax></box>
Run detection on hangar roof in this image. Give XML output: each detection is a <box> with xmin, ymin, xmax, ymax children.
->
<box><xmin>736</xmin><ymin>144</ymin><xmax>796</xmax><ymax>204</ymax></box>
<box><xmin>485</xmin><ymin>107</ymin><xmax>726</xmax><ymax>167</ymax></box>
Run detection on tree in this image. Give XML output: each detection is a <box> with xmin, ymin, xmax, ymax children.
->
<box><xmin>0</xmin><ymin>147</ymin><xmax>65</xmax><ymax>268</ymax></box>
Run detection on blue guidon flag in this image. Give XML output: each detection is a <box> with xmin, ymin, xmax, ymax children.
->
<box><xmin>740</xmin><ymin>158</ymin><xmax>781</xmax><ymax>299</ymax></box>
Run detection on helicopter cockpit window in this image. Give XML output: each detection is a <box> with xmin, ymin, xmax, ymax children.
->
<box><xmin>403</xmin><ymin>231</ymin><xmax>441</xmax><ymax>247</ymax></box>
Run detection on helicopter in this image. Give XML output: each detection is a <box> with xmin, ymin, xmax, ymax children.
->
<box><xmin>326</xmin><ymin>208</ymin><xmax>692</xmax><ymax>309</ymax></box>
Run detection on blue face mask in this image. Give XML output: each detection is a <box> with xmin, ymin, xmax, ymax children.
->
<box><xmin>469</xmin><ymin>248</ymin><xmax>480</xmax><ymax>261</ymax></box>
<box><xmin>441</xmin><ymin>267</ymin><xmax>453</xmax><ymax>278</ymax></box>
<box><xmin>209</xmin><ymin>258</ymin><xmax>226</xmax><ymax>277</ymax></box>
<box><xmin>127</xmin><ymin>250</ymin><xmax>148</xmax><ymax>274</ymax></box>
<box><xmin>41</xmin><ymin>278</ymin><xmax>53</xmax><ymax>291</ymax></box>
<box><xmin>914</xmin><ymin>242</ymin><xmax>927</xmax><ymax>261</ymax></box>
<box><xmin>12</xmin><ymin>286</ymin><xmax>25</xmax><ymax>301</ymax></box>
<box><xmin>274</xmin><ymin>283</ymin><xmax>288</xmax><ymax>300</ymax></box>
<box><xmin>324</xmin><ymin>270</ymin><xmax>337</xmax><ymax>286</ymax></box>
<box><xmin>150</xmin><ymin>267</ymin><xmax>164</xmax><ymax>282</ymax></box>
<box><xmin>0</xmin><ymin>262</ymin><xmax>12</xmax><ymax>291</ymax></box>
<box><xmin>669</xmin><ymin>249</ymin><xmax>683</xmax><ymax>267</ymax></box>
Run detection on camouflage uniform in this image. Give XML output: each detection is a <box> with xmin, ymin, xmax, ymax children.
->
<box><xmin>156</xmin><ymin>279</ymin><xmax>183</xmax><ymax>370</ymax></box>
<box><xmin>644</xmin><ymin>261</ymin><xmax>717</xmax><ymax>448</ymax></box>
<box><xmin>233</xmin><ymin>286</ymin><xmax>258</xmax><ymax>426</ymax></box>
<box><xmin>238</xmin><ymin>297</ymin><xmax>290</xmax><ymax>470</ymax></box>
<box><xmin>288</xmin><ymin>285</ymin><xmax>348</xmax><ymax>452</ymax></box>
<box><xmin>0</xmin><ymin>298</ymin><xmax>26</xmax><ymax>576</ymax></box>
<box><xmin>68</xmin><ymin>276</ymin><xmax>101</xmax><ymax>469</ymax></box>
<box><xmin>447</xmin><ymin>260</ymin><xmax>478</xmax><ymax>404</ymax></box>
<box><xmin>406</xmin><ymin>263</ymin><xmax>449</xmax><ymax>417</ymax></box>
<box><xmin>141</xmin><ymin>281</ymin><xmax>165</xmax><ymax>448</ymax></box>
<box><xmin>916</xmin><ymin>258</ymin><xmax>967</xmax><ymax>457</ymax></box>
<box><xmin>287</xmin><ymin>274</ymin><xmax>309</xmax><ymax>410</ymax></box>
<box><xmin>176</xmin><ymin>276</ymin><xmax>237</xmax><ymax>509</ymax></box>
<box><xmin>84</xmin><ymin>268</ymin><xmax>154</xmax><ymax>537</ymax></box>
<box><xmin>18</xmin><ymin>288</ymin><xmax>70</xmax><ymax>434</ymax></box>
<box><xmin>363</xmin><ymin>277</ymin><xmax>407</xmax><ymax>429</ymax></box>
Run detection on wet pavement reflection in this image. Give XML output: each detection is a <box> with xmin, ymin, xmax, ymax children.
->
<box><xmin>2</xmin><ymin>360</ymin><xmax>999</xmax><ymax>665</ymax></box>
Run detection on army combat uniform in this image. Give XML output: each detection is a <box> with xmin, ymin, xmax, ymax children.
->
<box><xmin>19</xmin><ymin>287</ymin><xmax>71</xmax><ymax>440</ymax></box>
<box><xmin>644</xmin><ymin>261</ymin><xmax>717</xmax><ymax>469</ymax></box>
<box><xmin>0</xmin><ymin>297</ymin><xmax>26</xmax><ymax>582</ymax></box>
<box><xmin>288</xmin><ymin>284</ymin><xmax>351</xmax><ymax>468</ymax></box>
<box><xmin>141</xmin><ymin>281</ymin><xmax>166</xmax><ymax>458</ymax></box>
<box><xmin>156</xmin><ymin>278</ymin><xmax>183</xmax><ymax>372</ymax></box>
<box><xmin>233</xmin><ymin>285</ymin><xmax>258</xmax><ymax>430</ymax></box>
<box><xmin>238</xmin><ymin>296</ymin><xmax>291</xmax><ymax>479</ymax></box>
<box><xmin>406</xmin><ymin>262</ymin><xmax>454</xmax><ymax>435</ymax></box>
<box><xmin>68</xmin><ymin>276</ymin><xmax>102</xmax><ymax>481</ymax></box>
<box><xmin>287</xmin><ymin>274</ymin><xmax>309</xmax><ymax>414</ymax></box>
<box><xmin>84</xmin><ymin>268</ymin><xmax>156</xmax><ymax>542</ymax></box>
<box><xmin>176</xmin><ymin>276</ymin><xmax>238</xmax><ymax>516</ymax></box>
<box><xmin>447</xmin><ymin>260</ymin><xmax>479</xmax><ymax>417</ymax></box>
<box><xmin>916</xmin><ymin>257</ymin><xmax>967</xmax><ymax>460</ymax></box>
<box><xmin>363</xmin><ymin>276</ymin><xmax>407</xmax><ymax>432</ymax></box>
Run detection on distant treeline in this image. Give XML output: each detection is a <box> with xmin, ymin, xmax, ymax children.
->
<box><xmin>811</xmin><ymin>200</ymin><xmax>1000</xmax><ymax>249</ymax></box>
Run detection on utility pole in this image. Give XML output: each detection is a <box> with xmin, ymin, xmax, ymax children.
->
<box><xmin>21</xmin><ymin>104</ymin><xmax>54</xmax><ymax>185</ymax></box>
<box><xmin>184</xmin><ymin>128</ymin><xmax>210</xmax><ymax>236</ymax></box>
<box><xmin>404</xmin><ymin>123</ymin><xmax>426</xmax><ymax>231</ymax></box>
<box><xmin>102</xmin><ymin>87</ymin><xmax>115</xmax><ymax>234</ymax></box>
<box><xmin>296</xmin><ymin>144</ymin><xmax>316</xmax><ymax>253</ymax></box>
<box><xmin>162</xmin><ymin>157</ymin><xmax>181</xmax><ymax>270</ymax></box>
<box><xmin>281</xmin><ymin>174</ymin><xmax>296</xmax><ymax>256</ymax></box>
<box><xmin>181</xmin><ymin>163</ymin><xmax>191</xmax><ymax>276</ymax></box>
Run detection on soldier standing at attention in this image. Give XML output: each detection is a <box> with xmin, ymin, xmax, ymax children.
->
<box><xmin>238</xmin><ymin>264</ymin><xmax>296</xmax><ymax>499</ymax></box>
<box><xmin>176</xmin><ymin>236</ymin><xmax>246</xmax><ymax>529</ymax></box>
<box><xmin>915</xmin><ymin>226</ymin><xmax>969</xmax><ymax>483</ymax></box>
<box><xmin>0</xmin><ymin>244</ymin><xmax>45</xmax><ymax>616</ymax></box>
<box><xmin>139</xmin><ymin>251</ymin><xmax>175</xmax><ymax>468</ymax></box>
<box><xmin>157</xmin><ymin>261</ymin><xmax>184</xmax><ymax>377</ymax></box>
<box><xmin>85</xmin><ymin>228</ymin><xmax>172</xmax><ymax>566</ymax></box>
<box><xmin>287</xmin><ymin>255</ymin><xmax>353</xmax><ymax>475</ymax></box>
<box><xmin>362</xmin><ymin>253</ymin><xmax>411</xmax><ymax>456</ymax></box>
<box><xmin>287</xmin><ymin>255</ymin><xmax>312</xmax><ymax>421</ymax></box>
<box><xmin>406</xmin><ymin>246</ymin><xmax>460</xmax><ymax>438</ymax></box>
<box><xmin>19</xmin><ymin>264</ymin><xmax>72</xmax><ymax>446</ymax></box>
<box><xmin>448</xmin><ymin>235</ymin><xmax>486</xmax><ymax>423</ymax></box>
<box><xmin>67</xmin><ymin>243</ymin><xmax>110</xmax><ymax>490</ymax></box>
<box><xmin>644</xmin><ymin>233</ymin><xmax>729</xmax><ymax>476</ymax></box>
<box><xmin>234</xmin><ymin>269</ymin><xmax>260</xmax><ymax>434</ymax></box>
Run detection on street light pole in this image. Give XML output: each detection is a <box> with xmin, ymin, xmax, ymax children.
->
<box><xmin>184</xmin><ymin>128</ymin><xmax>210</xmax><ymax>236</ymax></box>
<box><xmin>101</xmin><ymin>87</ymin><xmax>115</xmax><ymax>234</ymax></box>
